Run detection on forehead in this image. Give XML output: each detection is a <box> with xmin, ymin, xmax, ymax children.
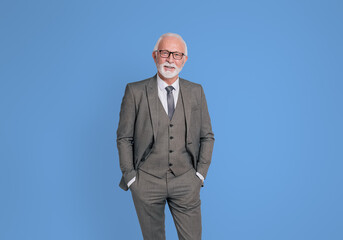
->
<box><xmin>158</xmin><ymin>36</ymin><xmax>185</xmax><ymax>52</ymax></box>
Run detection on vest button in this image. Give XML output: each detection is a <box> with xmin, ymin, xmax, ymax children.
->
<box><xmin>170</xmin><ymin>136</ymin><xmax>174</xmax><ymax>139</ymax></box>
<box><xmin>169</xmin><ymin>124</ymin><xmax>173</xmax><ymax>127</ymax></box>
<box><xmin>169</xmin><ymin>150</ymin><xmax>173</xmax><ymax>153</ymax></box>
<box><xmin>169</xmin><ymin>163</ymin><xmax>173</xmax><ymax>166</ymax></box>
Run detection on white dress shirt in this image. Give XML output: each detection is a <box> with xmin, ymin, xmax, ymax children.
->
<box><xmin>127</xmin><ymin>74</ymin><xmax>204</xmax><ymax>188</ymax></box>
<box><xmin>157</xmin><ymin>74</ymin><xmax>179</xmax><ymax>114</ymax></box>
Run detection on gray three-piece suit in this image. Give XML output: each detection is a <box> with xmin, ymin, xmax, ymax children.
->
<box><xmin>117</xmin><ymin>75</ymin><xmax>214</xmax><ymax>239</ymax></box>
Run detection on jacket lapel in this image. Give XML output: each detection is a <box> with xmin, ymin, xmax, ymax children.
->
<box><xmin>179</xmin><ymin>78</ymin><xmax>192</xmax><ymax>144</ymax></box>
<box><xmin>146</xmin><ymin>75</ymin><xmax>159</xmax><ymax>143</ymax></box>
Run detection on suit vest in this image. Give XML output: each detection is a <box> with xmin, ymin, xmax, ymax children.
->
<box><xmin>139</xmin><ymin>91</ymin><xmax>193</xmax><ymax>178</ymax></box>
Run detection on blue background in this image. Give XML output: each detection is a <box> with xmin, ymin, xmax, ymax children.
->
<box><xmin>1</xmin><ymin>0</ymin><xmax>342</xmax><ymax>239</ymax></box>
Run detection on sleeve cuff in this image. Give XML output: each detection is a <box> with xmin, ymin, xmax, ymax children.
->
<box><xmin>196</xmin><ymin>172</ymin><xmax>205</xmax><ymax>182</ymax></box>
<box><xmin>127</xmin><ymin>176</ymin><xmax>136</xmax><ymax>188</ymax></box>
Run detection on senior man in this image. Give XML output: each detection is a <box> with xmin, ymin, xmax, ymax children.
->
<box><xmin>117</xmin><ymin>33</ymin><xmax>214</xmax><ymax>240</ymax></box>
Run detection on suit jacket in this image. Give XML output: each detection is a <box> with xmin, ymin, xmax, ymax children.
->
<box><xmin>117</xmin><ymin>75</ymin><xmax>214</xmax><ymax>191</ymax></box>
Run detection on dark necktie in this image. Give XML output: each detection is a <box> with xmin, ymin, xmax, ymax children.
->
<box><xmin>165</xmin><ymin>86</ymin><xmax>175</xmax><ymax>120</ymax></box>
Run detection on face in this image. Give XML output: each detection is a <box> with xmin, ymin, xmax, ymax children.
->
<box><xmin>152</xmin><ymin>36</ymin><xmax>188</xmax><ymax>80</ymax></box>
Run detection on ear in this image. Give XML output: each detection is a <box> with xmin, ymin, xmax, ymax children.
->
<box><xmin>152</xmin><ymin>51</ymin><xmax>157</xmax><ymax>63</ymax></box>
<box><xmin>182</xmin><ymin>55</ymin><xmax>188</xmax><ymax>65</ymax></box>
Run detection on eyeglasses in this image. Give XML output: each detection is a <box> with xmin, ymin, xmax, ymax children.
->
<box><xmin>155</xmin><ymin>50</ymin><xmax>185</xmax><ymax>60</ymax></box>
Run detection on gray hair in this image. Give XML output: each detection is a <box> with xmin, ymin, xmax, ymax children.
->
<box><xmin>153</xmin><ymin>33</ymin><xmax>188</xmax><ymax>56</ymax></box>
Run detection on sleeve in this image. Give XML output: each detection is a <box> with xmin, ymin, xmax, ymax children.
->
<box><xmin>196</xmin><ymin>85</ymin><xmax>215</xmax><ymax>179</ymax></box>
<box><xmin>117</xmin><ymin>84</ymin><xmax>137</xmax><ymax>187</ymax></box>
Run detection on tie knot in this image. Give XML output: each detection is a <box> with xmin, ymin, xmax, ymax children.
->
<box><xmin>165</xmin><ymin>86</ymin><xmax>174</xmax><ymax>94</ymax></box>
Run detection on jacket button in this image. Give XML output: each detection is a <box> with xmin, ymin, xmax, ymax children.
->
<box><xmin>169</xmin><ymin>163</ymin><xmax>173</xmax><ymax>166</ymax></box>
<box><xmin>169</xmin><ymin>150</ymin><xmax>173</xmax><ymax>153</ymax></box>
<box><xmin>169</xmin><ymin>124</ymin><xmax>173</xmax><ymax>127</ymax></box>
<box><xmin>170</xmin><ymin>136</ymin><xmax>174</xmax><ymax>139</ymax></box>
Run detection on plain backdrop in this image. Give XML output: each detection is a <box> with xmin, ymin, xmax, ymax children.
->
<box><xmin>1</xmin><ymin>0</ymin><xmax>342</xmax><ymax>239</ymax></box>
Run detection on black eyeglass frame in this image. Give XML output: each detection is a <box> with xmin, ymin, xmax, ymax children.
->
<box><xmin>155</xmin><ymin>50</ymin><xmax>185</xmax><ymax>60</ymax></box>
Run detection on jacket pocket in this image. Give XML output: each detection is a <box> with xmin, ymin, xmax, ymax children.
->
<box><xmin>140</xmin><ymin>141</ymin><xmax>154</xmax><ymax>162</ymax></box>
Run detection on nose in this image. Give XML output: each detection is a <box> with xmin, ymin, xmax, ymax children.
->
<box><xmin>166</xmin><ymin>52</ymin><xmax>174</xmax><ymax>63</ymax></box>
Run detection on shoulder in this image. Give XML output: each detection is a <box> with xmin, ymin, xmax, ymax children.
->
<box><xmin>180</xmin><ymin>78</ymin><xmax>201</xmax><ymax>87</ymax></box>
<box><xmin>180</xmin><ymin>78</ymin><xmax>204</xmax><ymax>94</ymax></box>
<box><xmin>127</xmin><ymin>76</ymin><xmax>154</xmax><ymax>89</ymax></box>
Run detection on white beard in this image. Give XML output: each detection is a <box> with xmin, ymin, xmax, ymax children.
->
<box><xmin>156</xmin><ymin>62</ymin><xmax>183</xmax><ymax>79</ymax></box>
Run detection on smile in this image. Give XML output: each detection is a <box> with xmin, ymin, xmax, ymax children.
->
<box><xmin>164</xmin><ymin>66</ymin><xmax>175</xmax><ymax>70</ymax></box>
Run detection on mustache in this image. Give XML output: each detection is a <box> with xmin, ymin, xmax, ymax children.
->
<box><xmin>161</xmin><ymin>62</ymin><xmax>177</xmax><ymax>68</ymax></box>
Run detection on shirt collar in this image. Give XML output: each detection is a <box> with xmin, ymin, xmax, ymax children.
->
<box><xmin>157</xmin><ymin>74</ymin><xmax>179</xmax><ymax>92</ymax></box>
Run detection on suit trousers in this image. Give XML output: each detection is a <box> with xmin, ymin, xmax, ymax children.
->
<box><xmin>130</xmin><ymin>168</ymin><xmax>203</xmax><ymax>240</ymax></box>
